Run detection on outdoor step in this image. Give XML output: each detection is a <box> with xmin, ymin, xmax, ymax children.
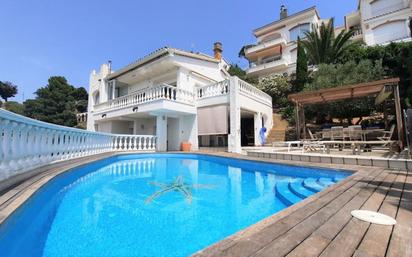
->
<box><xmin>303</xmin><ymin>178</ymin><xmax>325</xmax><ymax>192</ymax></box>
<box><xmin>288</xmin><ymin>179</ymin><xmax>314</xmax><ymax>199</ymax></box>
<box><xmin>275</xmin><ymin>182</ymin><xmax>304</xmax><ymax>206</ymax></box>
<box><xmin>318</xmin><ymin>177</ymin><xmax>335</xmax><ymax>187</ymax></box>
<box><xmin>333</xmin><ymin>176</ymin><xmax>346</xmax><ymax>183</ymax></box>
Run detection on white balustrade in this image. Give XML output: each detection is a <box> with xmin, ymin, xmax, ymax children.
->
<box><xmin>197</xmin><ymin>80</ymin><xmax>230</xmax><ymax>99</ymax></box>
<box><xmin>237</xmin><ymin>79</ymin><xmax>272</xmax><ymax>107</ymax></box>
<box><xmin>94</xmin><ymin>84</ymin><xmax>195</xmax><ymax>112</ymax></box>
<box><xmin>0</xmin><ymin>109</ymin><xmax>157</xmax><ymax>182</ymax></box>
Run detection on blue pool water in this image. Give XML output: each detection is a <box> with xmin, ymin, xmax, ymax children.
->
<box><xmin>0</xmin><ymin>154</ymin><xmax>350</xmax><ymax>257</ymax></box>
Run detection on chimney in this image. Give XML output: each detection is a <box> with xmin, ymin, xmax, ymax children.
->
<box><xmin>213</xmin><ymin>42</ymin><xmax>223</xmax><ymax>60</ymax></box>
<box><xmin>108</xmin><ymin>60</ymin><xmax>112</xmax><ymax>73</ymax></box>
<box><xmin>280</xmin><ymin>5</ymin><xmax>288</xmax><ymax>19</ymax></box>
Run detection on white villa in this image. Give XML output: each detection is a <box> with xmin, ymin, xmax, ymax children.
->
<box><xmin>86</xmin><ymin>43</ymin><xmax>273</xmax><ymax>153</ymax></box>
<box><xmin>344</xmin><ymin>0</ymin><xmax>412</xmax><ymax>45</ymax></box>
<box><xmin>243</xmin><ymin>6</ymin><xmax>325</xmax><ymax>78</ymax></box>
<box><xmin>244</xmin><ymin>1</ymin><xmax>412</xmax><ymax>77</ymax></box>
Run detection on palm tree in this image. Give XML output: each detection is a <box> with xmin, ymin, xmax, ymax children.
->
<box><xmin>301</xmin><ymin>18</ymin><xmax>355</xmax><ymax>65</ymax></box>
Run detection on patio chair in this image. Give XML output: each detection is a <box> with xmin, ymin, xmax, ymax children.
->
<box><xmin>322</xmin><ymin>129</ymin><xmax>331</xmax><ymax>140</ymax></box>
<box><xmin>331</xmin><ymin>126</ymin><xmax>344</xmax><ymax>141</ymax></box>
<box><xmin>377</xmin><ymin>124</ymin><xmax>395</xmax><ymax>146</ymax></box>
<box><xmin>308</xmin><ymin>129</ymin><xmax>319</xmax><ymax>141</ymax></box>
<box><xmin>348</xmin><ymin>125</ymin><xmax>363</xmax><ymax>141</ymax></box>
<box><xmin>302</xmin><ymin>141</ymin><xmax>326</xmax><ymax>153</ymax></box>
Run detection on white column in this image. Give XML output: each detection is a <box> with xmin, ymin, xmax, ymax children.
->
<box><xmin>228</xmin><ymin>76</ymin><xmax>241</xmax><ymax>153</ymax></box>
<box><xmin>254</xmin><ymin>112</ymin><xmax>262</xmax><ymax>146</ymax></box>
<box><xmin>156</xmin><ymin>114</ymin><xmax>167</xmax><ymax>151</ymax></box>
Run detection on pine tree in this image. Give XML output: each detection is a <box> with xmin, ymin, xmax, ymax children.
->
<box><xmin>295</xmin><ymin>37</ymin><xmax>308</xmax><ymax>92</ymax></box>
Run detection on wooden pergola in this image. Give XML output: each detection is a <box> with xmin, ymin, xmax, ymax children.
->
<box><xmin>288</xmin><ymin>78</ymin><xmax>405</xmax><ymax>148</ymax></box>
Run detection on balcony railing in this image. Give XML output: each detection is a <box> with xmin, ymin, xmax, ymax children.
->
<box><xmin>238</xmin><ymin>79</ymin><xmax>272</xmax><ymax>107</ymax></box>
<box><xmin>247</xmin><ymin>56</ymin><xmax>287</xmax><ymax>74</ymax></box>
<box><xmin>249</xmin><ymin>55</ymin><xmax>282</xmax><ymax>68</ymax></box>
<box><xmin>245</xmin><ymin>37</ymin><xmax>287</xmax><ymax>55</ymax></box>
<box><xmin>94</xmin><ymin>84</ymin><xmax>195</xmax><ymax>112</ymax></box>
<box><xmin>352</xmin><ymin>28</ymin><xmax>363</xmax><ymax>37</ymax></box>
<box><xmin>0</xmin><ymin>109</ymin><xmax>156</xmax><ymax>182</ymax></box>
<box><xmin>197</xmin><ymin>80</ymin><xmax>229</xmax><ymax>99</ymax></box>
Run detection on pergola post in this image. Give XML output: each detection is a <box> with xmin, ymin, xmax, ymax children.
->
<box><xmin>295</xmin><ymin>103</ymin><xmax>300</xmax><ymax>139</ymax></box>
<box><xmin>394</xmin><ymin>84</ymin><xmax>404</xmax><ymax>149</ymax></box>
<box><xmin>301</xmin><ymin>105</ymin><xmax>306</xmax><ymax>140</ymax></box>
<box><xmin>294</xmin><ymin>103</ymin><xmax>306</xmax><ymax>140</ymax></box>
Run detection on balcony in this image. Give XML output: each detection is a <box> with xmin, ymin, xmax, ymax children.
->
<box><xmin>93</xmin><ymin>84</ymin><xmax>196</xmax><ymax>117</ymax></box>
<box><xmin>246</xmin><ymin>55</ymin><xmax>288</xmax><ymax>76</ymax></box>
<box><xmin>245</xmin><ymin>37</ymin><xmax>287</xmax><ymax>56</ymax></box>
<box><xmin>351</xmin><ymin>27</ymin><xmax>363</xmax><ymax>41</ymax></box>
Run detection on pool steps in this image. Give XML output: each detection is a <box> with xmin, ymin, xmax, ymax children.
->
<box><xmin>275</xmin><ymin>177</ymin><xmax>338</xmax><ymax>206</ymax></box>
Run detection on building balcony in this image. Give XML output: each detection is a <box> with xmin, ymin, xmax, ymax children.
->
<box><xmin>351</xmin><ymin>27</ymin><xmax>363</xmax><ymax>41</ymax></box>
<box><xmin>92</xmin><ymin>84</ymin><xmax>196</xmax><ymax>120</ymax></box>
<box><xmin>245</xmin><ymin>37</ymin><xmax>287</xmax><ymax>57</ymax></box>
<box><xmin>246</xmin><ymin>56</ymin><xmax>288</xmax><ymax>77</ymax></box>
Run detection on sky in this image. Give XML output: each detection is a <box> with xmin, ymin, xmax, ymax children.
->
<box><xmin>0</xmin><ymin>0</ymin><xmax>358</xmax><ymax>102</ymax></box>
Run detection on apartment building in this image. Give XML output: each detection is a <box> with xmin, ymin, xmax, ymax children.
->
<box><xmin>243</xmin><ymin>6</ymin><xmax>326</xmax><ymax>78</ymax></box>
<box><xmin>345</xmin><ymin>0</ymin><xmax>412</xmax><ymax>45</ymax></box>
<box><xmin>244</xmin><ymin>1</ymin><xmax>412</xmax><ymax>78</ymax></box>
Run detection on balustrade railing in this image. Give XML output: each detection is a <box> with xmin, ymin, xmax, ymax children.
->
<box><xmin>94</xmin><ymin>84</ymin><xmax>195</xmax><ymax>112</ymax></box>
<box><xmin>0</xmin><ymin>109</ymin><xmax>156</xmax><ymax>181</ymax></box>
<box><xmin>238</xmin><ymin>79</ymin><xmax>272</xmax><ymax>107</ymax></box>
<box><xmin>197</xmin><ymin>80</ymin><xmax>229</xmax><ymax>99</ymax></box>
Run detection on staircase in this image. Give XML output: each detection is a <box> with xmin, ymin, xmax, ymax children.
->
<box><xmin>275</xmin><ymin>176</ymin><xmax>343</xmax><ymax>207</ymax></box>
<box><xmin>266</xmin><ymin>113</ymin><xmax>289</xmax><ymax>145</ymax></box>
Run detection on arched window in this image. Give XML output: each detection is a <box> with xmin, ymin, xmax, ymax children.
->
<box><xmin>93</xmin><ymin>91</ymin><xmax>100</xmax><ymax>105</ymax></box>
<box><xmin>289</xmin><ymin>23</ymin><xmax>310</xmax><ymax>42</ymax></box>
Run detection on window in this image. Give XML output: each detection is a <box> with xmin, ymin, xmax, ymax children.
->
<box><xmin>371</xmin><ymin>0</ymin><xmax>404</xmax><ymax>17</ymax></box>
<box><xmin>93</xmin><ymin>92</ymin><xmax>100</xmax><ymax>105</ymax></box>
<box><xmin>260</xmin><ymin>33</ymin><xmax>281</xmax><ymax>43</ymax></box>
<box><xmin>289</xmin><ymin>23</ymin><xmax>310</xmax><ymax>42</ymax></box>
<box><xmin>373</xmin><ymin>20</ymin><xmax>408</xmax><ymax>44</ymax></box>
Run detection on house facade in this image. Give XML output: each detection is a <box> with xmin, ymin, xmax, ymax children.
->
<box><xmin>243</xmin><ymin>6</ymin><xmax>326</xmax><ymax>78</ymax></box>
<box><xmin>345</xmin><ymin>0</ymin><xmax>412</xmax><ymax>45</ymax></box>
<box><xmin>87</xmin><ymin>44</ymin><xmax>273</xmax><ymax>153</ymax></box>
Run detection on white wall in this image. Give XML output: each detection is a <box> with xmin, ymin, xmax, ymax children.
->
<box><xmin>179</xmin><ymin>114</ymin><xmax>198</xmax><ymax>150</ymax></box>
<box><xmin>128</xmin><ymin>70</ymin><xmax>178</xmax><ymax>93</ymax></box>
<box><xmin>167</xmin><ymin>117</ymin><xmax>180</xmax><ymax>151</ymax></box>
<box><xmin>87</xmin><ymin>64</ymin><xmax>111</xmax><ymax>131</ymax></box>
<box><xmin>360</xmin><ymin>0</ymin><xmax>412</xmax><ymax>45</ymax></box>
<box><xmin>95</xmin><ymin>120</ymin><xmax>133</xmax><ymax>134</ymax></box>
<box><xmin>133</xmin><ymin>118</ymin><xmax>155</xmax><ymax>135</ymax></box>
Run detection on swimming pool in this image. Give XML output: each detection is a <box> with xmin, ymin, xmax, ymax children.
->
<box><xmin>0</xmin><ymin>154</ymin><xmax>350</xmax><ymax>257</ymax></box>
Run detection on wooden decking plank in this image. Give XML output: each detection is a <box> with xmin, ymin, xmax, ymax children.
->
<box><xmin>318</xmin><ymin>170</ymin><xmax>397</xmax><ymax>257</ymax></box>
<box><xmin>285</xmin><ymin>170</ymin><xmax>391</xmax><ymax>257</ymax></box>
<box><xmin>202</xmin><ymin>169</ymin><xmax>377</xmax><ymax>257</ymax></box>
<box><xmin>249</xmin><ymin>169</ymin><xmax>387</xmax><ymax>257</ymax></box>
<box><xmin>353</xmin><ymin>170</ymin><xmax>406</xmax><ymax>257</ymax></box>
<box><xmin>386</xmin><ymin>169</ymin><xmax>412</xmax><ymax>257</ymax></box>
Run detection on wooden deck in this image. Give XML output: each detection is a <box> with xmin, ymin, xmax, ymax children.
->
<box><xmin>0</xmin><ymin>152</ymin><xmax>410</xmax><ymax>257</ymax></box>
<box><xmin>193</xmin><ymin>160</ymin><xmax>412</xmax><ymax>257</ymax></box>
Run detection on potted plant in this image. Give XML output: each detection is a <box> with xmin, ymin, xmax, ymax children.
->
<box><xmin>180</xmin><ymin>141</ymin><xmax>192</xmax><ymax>151</ymax></box>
